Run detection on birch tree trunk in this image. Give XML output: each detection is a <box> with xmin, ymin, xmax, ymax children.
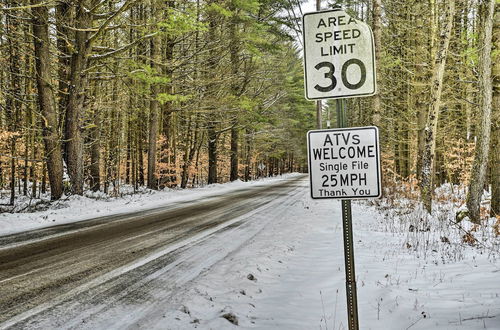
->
<box><xmin>466</xmin><ymin>0</ymin><xmax>495</xmax><ymax>223</ymax></box>
<box><xmin>420</xmin><ymin>0</ymin><xmax>455</xmax><ymax>213</ymax></box>
<box><xmin>416</xmin><ymin>1</ymin><xmax>433</xmax><ymax>179</ymax></box>
<box><xmin>31</xmin><ymin>0</ymin><xmax>64</xmax><ymax>200</ymax></box>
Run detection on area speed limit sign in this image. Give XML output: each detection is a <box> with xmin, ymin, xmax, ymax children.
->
<box><xmin>303</xmin><ymin>9</ymin><xmax>377</xmax><ymax>100</ymax></box>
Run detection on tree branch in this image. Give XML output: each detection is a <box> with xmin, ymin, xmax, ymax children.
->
<box><xmin>87</xmin><ymin>0</ymin><xmax>140</xmax><ymax>47</ymax></box>
<box><xmin>0</xmin><ymin>1</ymin><xmax>55</xmax><ymax>11</ymax></box>
<box><xmin>90</xmin><ymin>32</ymin><xmax>158</xmax><ymax>60</ymax></box>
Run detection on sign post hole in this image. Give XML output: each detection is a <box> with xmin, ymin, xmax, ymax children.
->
<box><xmin>303</xmin><ymin>8</ymin><xmax>380</xmax><ymax>330</ymax></box>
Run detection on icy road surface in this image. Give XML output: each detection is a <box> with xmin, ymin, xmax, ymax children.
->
<box><xmin>0</xmin><ymin>176</ymin><xmax>305</xmax><ymax>329</ymax></box>
<box><xmin>0</xmin><ymin>175</ymin><xmax>499</xmax><ymax>329</ymax></box>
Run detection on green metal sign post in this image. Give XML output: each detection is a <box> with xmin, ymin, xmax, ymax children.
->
<box><xmin>337</xmin><ymin>99</ymin><xmax>359</xmax><ymax>330</ymax></box>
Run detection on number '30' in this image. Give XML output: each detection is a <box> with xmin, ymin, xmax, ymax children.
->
<box><xmin>314</xmin><ymin>59</ymin><xmax>367</xmax><ymax>92</ymax></box>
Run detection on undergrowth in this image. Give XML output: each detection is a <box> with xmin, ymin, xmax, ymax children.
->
<box><xmin>367</xmin><ymin>177</ymin><xmax>499</xmax><ymax>264</ymax></box>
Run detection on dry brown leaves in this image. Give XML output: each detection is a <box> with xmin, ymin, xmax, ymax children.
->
<box><xmin>493</xmin><ymin>216</ymin><xmax>500</xmax><ymax>237</ymax></box>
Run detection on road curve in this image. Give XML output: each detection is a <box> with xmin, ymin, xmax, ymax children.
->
<box><xmin>0</xmin><ymin>175</ymin><xmax>307</xmax><ymax>329</ymax></box>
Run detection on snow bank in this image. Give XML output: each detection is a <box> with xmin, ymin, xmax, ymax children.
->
<box><xmin>0</xmin><ymin>174</ymin><xmax>301</xmax><ymax>237</ymax></box>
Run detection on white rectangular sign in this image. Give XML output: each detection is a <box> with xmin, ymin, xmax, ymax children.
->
<box><xmin>303</xmin><ymin>9</ymin><xmax>376</xmax><ymax>100</ymax></box>
<box><xmin>307</xmin><ymin>127</ymin><xmax>382</xmax><ymax>199</ymax></box>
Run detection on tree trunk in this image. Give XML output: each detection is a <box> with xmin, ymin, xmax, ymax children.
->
<box><xmin>420</xmin><ymin>0</ymin><xmax>455</xmax><ymax>213</ymax></box>
<box><xmin>229</xmin><ymin>1</ymin><xmax>241</xmax><ymax>182</ymax></box>
<box><xmin>180</xmin><ymin>118</ymin><xmax>192</xmax><ymax>189</ymax></box>
<box><xmin>6</xmin><ymin>0</ymin><xmax>21</xmax><ymax>205</ymax></box>
<box><xmin>230</xmin><ymin>123</ymin><xmax>239</xmax><ymax>181</ymax></box>
<box><xmin>181</xmin><ymin>116</ymin><xmax>199</xmax><ymax>189</ymax></box>
<box><xmin>32</xmin><ymin>0</ymin><xmax>64</xmax><ymax>200</ymax></box>
<box><xmin>415</xmin><ymin>1</ymin><xmax>433</xmax><ymax>179</ymax></box>
<box><xmin>147</xmin><ymin>34</ymin><xmax>160</xmax><ymax>190</ymax></box>
<box><xmin>41</xmin><ymin>161</ymin><xmax>47</xmax><ymax>194</ymax></box>
<box><xmin>206</xmin><ymin>0</ymin><xmax>221</xmax><ymax>184</ymax></box>
<box><xmin>159</xmin><ymin>0</ymin><xmax>176</xmax><ymax>189</ymax></box>
<box><xmin>56</xmin><ymin>1</ymin><xmax>71</xmax><ymax>138</ymax></box>
<box><xmin>9</xmin><ymin>140</ymin><xmax>16</xmax><ymax>206</ymax></box>
<box><xmin>372</xmin><ymin>0</ymin><xmax>382</xmax><ymax>127</ymax></box>
<box><xmin>65</xmin><ymin>1</ymin><xmax>91</xmax><ymax>195</ymax></box>
<box><xmin>207</xmin><ymin>125</ymin><xmax>218</xmax><ymax>184</ymax></box>
<box><xmin>138</xmin><ymin>126</ymin><xmax>145</xmax><ymax>186</ymax></box>
<box><xmin>466</xmin><ymin>0</ymin><xmax>495</xmax><ymax>223</ymax></box>
<box><xmin>89</xmin><ymin>98</ymin><xmax>101</xmax><ymax>192</ymax></box>
<box><xmin>491</xmin><ymin>3</ymin><xmax>499</xmax><ymax>217</ymax></box>
<box><xmin>244</xmin><ymin>129</ymin><xmax>252</xmax><ymax>182</ymax></box>
<box><xmin>31</xmin><ymin>139</ymin><xmax>37</xmax><ymax>198</ymax></box>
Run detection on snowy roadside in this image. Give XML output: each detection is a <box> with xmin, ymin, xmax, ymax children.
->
<box><xmin>135</xmin><ymin>183</ymin><xmax>499</xmax><ymax>330</ymax></box>
<box><xmin>1</xmin><ymin>175</ymin><xmax>499</xmax><ymax>329</ymax></box>
<box><xmin>0</xmin><ymin>174</ymin><xmax>302</xmax><ymax>237</ymax></box>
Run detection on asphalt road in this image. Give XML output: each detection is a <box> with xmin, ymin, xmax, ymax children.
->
<box><xmin>0</xmin><ymin>175</ymin><xmax>306</xmax><ymax>329</ymax></box>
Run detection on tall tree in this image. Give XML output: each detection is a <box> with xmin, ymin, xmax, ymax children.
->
<box><xmin>56</xmin><ymin>1</ymin><xmax>71</xmax><ymax>135</ymax></box>
<box><xmin>229</xmin><ymin>0</ymin><xmax>241</xmax><ymax>182</ymax></box>
<box><xmin>147</xmin><ymin>3</ymin><xmax>160</xmax><ymax>190</ymax></box>
<box><xmin>5</xmin><ymin>0</ymin><xmax>22</xmax><ymax>205</ymax></box>
<box><xmin>63</xmin><ymin>0</ymin><xmax>139</xmax><ymax>194</ymax></box>
<box><xmin>205</xmin><ymin>0</ymin><xmax>222</xmax><ymax>184</ymax></box>
<box><xmin>420</xmin><ymin>0</ymin><xmax>455</xmax><ymax>213</ymax></box>
<box><xmin>371</xmin><ymin>0</ymin><xmax>382</xmax><ymax>127</ymax></box>
<box><xmin>491</xmin><ymin>2</ymin><xmax>500</xmax><ymax>217</ymax></box>
<box><xmin>64</xmin><ymin>0</ymin><xmax>93</xmax><ymax>195</ymax></box>
<box><xmin>466</xmin><ymin>0</ymin><xmax>495</xmax><ymax>223</ymax></box>
<box><xmin>31</xmin><ymin>0</ymin><xmax>64</xmax><ymax>200</ymax></box>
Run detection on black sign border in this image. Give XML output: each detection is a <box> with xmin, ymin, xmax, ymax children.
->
<box><xmin>307</xmin><ymin>126</ymin><xmax>382</xmax><ymax>200</ymax></box>
<box><xmin>302</xmin><ymin>9</ymin><xmax>377</xmax><ymax>100</ymax></box>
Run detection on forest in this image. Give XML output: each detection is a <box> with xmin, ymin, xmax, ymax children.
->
<box><xmin>0</xmin><ymin>0</ymin><xmax>498</xmax><ymax>223</ymax></box>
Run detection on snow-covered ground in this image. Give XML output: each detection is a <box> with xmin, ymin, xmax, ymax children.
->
<box><xmin>1</xmin><ymin>175</ymin><xmax>499</xmax><ymax>329</ymax></box>
<box><xmin>151</xmin><ymin>184</ymin><xmax>499</xmax><ymax>329</ymax></box>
